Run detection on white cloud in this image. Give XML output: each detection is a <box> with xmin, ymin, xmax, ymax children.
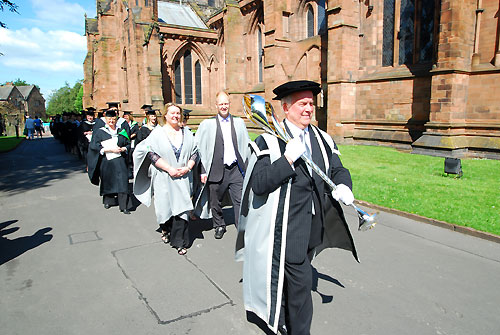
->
<box><xmin>0</xmin><ymin>27</ymin><xmax>86</xmax><ymax>74</ymax></box>
<box><xmin>31</xmin><ymin>0</ymin><xmax>87</xmax><ymax>31</ymax></box>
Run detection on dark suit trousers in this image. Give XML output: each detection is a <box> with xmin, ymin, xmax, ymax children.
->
<box><xmin>103</xmin><ymin>193</ymin><xmax>129</xmax><ymax>211</ymax></box>
<box><xmin>280</xmin><ymin>258</ymin><xmax>313</xmax><ymax>335</ymax></box>
<box><xmin>208</xmin><ymin>164</ymin><xmax>243</xmax><ymax>228</ymax></box>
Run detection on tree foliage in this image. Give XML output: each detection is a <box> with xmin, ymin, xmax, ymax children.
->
<box><xmin>2</xmin><ymin>78</ymin><xmax>41</xmax><ymax>90</ymax></box>
<box><xmin>0</xmin><ymin>1</ymin><xmax>19</xmax><ymax>29</ymax></box>
<box><xmin>74</xmin><ymin>85</ymin><xmax>84</xmax><ymax>111</ymax></box>
<box><xmin>46</xmin><ymin>80</ymin><xmax>83</xmax><ymax>116</ymax></box>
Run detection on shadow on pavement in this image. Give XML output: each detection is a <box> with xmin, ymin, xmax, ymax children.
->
<box><xmin>187</xmin><ymin>207</ymin><xmax>236</xmax><ymax>246</ymax></box>
<box><xmin>312</xmin><ymin>266</ymin><xmax>344</xmax><ymax>304</ymax></box>
<box><xmin>0</xmin><ymin>138</ymin><xmax>84</xmax><ymax>195</ymax></box>
<box><xmin>0</xmin><ymin>220</ymin><xmax>53</xmax><ymax>265</ymax></box>
<box><xmin>246</xmin><ymin>311</ymin><xmax>276</xmax><ymax>335</ymax></box>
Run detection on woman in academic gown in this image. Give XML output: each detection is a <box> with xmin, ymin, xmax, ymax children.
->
<box><xmin>87</xmin><ymin>109</ymin><xmax>131</xmax><ymax>214</ymax></box>
<box><xmin>133</xmin><ymin>103</ymin><xmax>197</xmax><ymax>255</ymax></box>
<box><xmin>136</xmin><ymin>107</ymin><xmax>158</xmax><ymax>145</ymax></box>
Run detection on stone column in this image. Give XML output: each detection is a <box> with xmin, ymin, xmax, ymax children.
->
<box><xmin>224</xmin><ymin>1</ymin><xmax>246</xmax><ymax>93</ymax></box>
<box><xmin>412</xmin><ymin>0</ymin><xmax>477</xmax><ymax>157</ymax></box>
<box><xmin>326</xmin><ymin>0</ymin><xmax>360</xmax><ymax>143</ymax></box>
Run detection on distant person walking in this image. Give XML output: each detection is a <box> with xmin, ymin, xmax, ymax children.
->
<box><xmin>33</xmin><ymin>116</ymin><xmax>43</xmax><ymax>138</ymax></box>
<box><xmin>24</xmin><ymin>115</ymin><xmax>35</xmax><ymax>140</ymax></box>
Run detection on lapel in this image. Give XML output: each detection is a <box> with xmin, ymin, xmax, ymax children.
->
<box><xmin>283</xmin><ymin>120</ymin><xmax>310</xmax><ymax>179</ymax></box>
<box><xmin>214</xmin><ymin>115</ymin><xmax>224</xmax><ymax>161</ymax></box>
<box><xmin>308</xmin><ymin>125</ymin><xmax>326</xmax><ymax>186</ymax></box>
<box><xmin>230</xmin><ymin>116</ymin><xmax>245</xmax><ymax>172</ymax></box>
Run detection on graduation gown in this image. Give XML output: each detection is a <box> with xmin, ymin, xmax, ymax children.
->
<box><xmin>87</xmin><ymin>124</ymin><xmax>130</xmax><ymax>195</ymax></box>
<box><xmin>193</xmin><ymin>116</ymin><xmax>250</xmax><ymax>219</ymax></box>
<box><xmin>77</xmin><ymin>120</ymin><xmax>94</xmax><ymax>151</ymax></box>
<box><xmin>133</xmin><ymin>126</ymin><xmax>197</xmax><ymax>224</ymax></box>
<box><xmin>235</xmin><ymin>127</ymin><xmax>359</xmax><ymax>333</ymax></box>
<box><xmin>136</xmin><ymin>124</ymin><xmax>155</xmax><ymax>145</ymax></box>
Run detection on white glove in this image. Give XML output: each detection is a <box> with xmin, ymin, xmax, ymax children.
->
<box><xmin>331</xmin><ymin>184</ymin><xmax>354</xmax><ymax>206</ymax></box>
<box><xmin>284</xmin><ymin>137</ymin><xmax>306</xmax><ymax>163</ymax></box>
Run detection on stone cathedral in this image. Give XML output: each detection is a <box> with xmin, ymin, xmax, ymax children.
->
<box><xmin>84</xmin><ymin>0</ymin><xmax>500</xmax><ymax>158</ymax></box>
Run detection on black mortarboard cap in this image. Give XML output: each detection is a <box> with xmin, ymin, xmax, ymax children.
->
<box><xmin>183</xmin><ymin>109</ymin><xmax>192</xmax><ymax>116</ymax></box>
<box><xmin>145</xmin><ymin>109</ymin><xmax>156</xmax><ymax>116</ymax></box>
<box><xmin>106</xmin><ymin>102</ymin><xmax>120</xmax><ymax>109</ymax></box>
<box><xmin>85</xmin><ymin>109</ymin><xmax>95</xmax><ymax>116</ymax></box>
<box><xmin>123</xmin><ymin>111</ymin><xmax>132</xmax><ymax>115</ymax></box>
<box><xmin>86</xmin><ymin>107</ymin><xmax>96</xmax><ymax>112</ymax></box>
<box><xmin>141</xmin><ymin>104</ymin><xmax>153</xmax><ymax>110</ymax></box>
<box><xmin>105</xmin><ymin>109</ymin><xmax>117</xmax><ymax>117</ymax></box>
<box><xmin>272</xmin><ymin>80</ymin><xmax>321</xmax><ymax>100</ymax></box>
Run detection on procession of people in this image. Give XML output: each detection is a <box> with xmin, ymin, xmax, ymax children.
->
<box><xmin>48</xmin><ymin>81</ymin><xmax>360</xmax><ymax>335</ymax></box>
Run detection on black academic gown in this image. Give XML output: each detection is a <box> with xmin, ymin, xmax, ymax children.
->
<box><xmin>87</xmin><ymin>125</ymin><xmax>130</xmax><ymax>196</ymax></box>
<box><xmin>136</xmin><ymin>125</ymin><xmax>154</xmax><ymax>145</ymax></box>
<box><xmin>77</xmin><ymin>120</ymin><xmax>95</xmax><ymax>163</ymax></box>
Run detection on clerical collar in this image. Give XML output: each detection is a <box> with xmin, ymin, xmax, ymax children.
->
<box><xmin>217</xmin><ymin>114</ymin><xmax>231</xmax><ymax>123</ymax></box>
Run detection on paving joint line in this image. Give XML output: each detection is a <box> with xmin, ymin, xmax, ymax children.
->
<box><xmin>111</xmin><ymin>241</ymin><xmax>234</xmax><ymax>326</ymax></box>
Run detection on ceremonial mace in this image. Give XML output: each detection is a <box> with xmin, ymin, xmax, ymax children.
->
<box><xmin>242</xmin><ymin>94</ymin><xmax>377</xmax><ymax>231</ymax></box>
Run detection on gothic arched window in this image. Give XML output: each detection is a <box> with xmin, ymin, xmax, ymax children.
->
<box><xmin>173</xmin><ymin>48</ymin><xmax>204</xmax><ymax>105</ymax></box>
<box><xmin>307</xmin><ymin>5</ymin><xmax>314</xmax><ymax>38</ymax></box>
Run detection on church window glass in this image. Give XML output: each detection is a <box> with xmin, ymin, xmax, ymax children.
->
<box><xmin>174</xmin><ymin>60</ymin><xmax>182</xmax><ymax>104</ymax></box>
<box><xmin>382</xmin><ymin>0</ymin><xmax>438</xmax><ymax>66</ymax></box>
<box><xmin>307</xmin><ymin>6</ymin><xmax>314</xmax><ymax>38</ymax></box>
<box><xmin>183</xmin><ymin>50</ymin><xmax>193</xmax><ymax>105</ymax></box>
<box><xmin>195</xmin><ymin>61</ymin><xmax>202</xmax><ymax>104</ymax></box>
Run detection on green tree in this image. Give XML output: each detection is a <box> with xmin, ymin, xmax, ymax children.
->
<box><xmin>2</xmin><ymin>79</ymin><xmax>40</xmax><ymax>89</ymax></box>
<box><xmin>0</xmin><ymin>1</ymin><xmax>18</xmax><ymax>29</ymax></box>
<box><xmin>74</xmin><ymin>84</ymin><xmax>83</xmax><ymax>111</ymax></box>
<box><xmin>46</xmin><ymin>80</ymin><xmax>83</xmax><ymax>116</ymax></box>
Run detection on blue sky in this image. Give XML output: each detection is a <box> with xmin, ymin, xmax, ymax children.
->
<box><xmin>0</xmin><ymin>0</ymin><xmax>96</xmax><ymax>101</ymax></box>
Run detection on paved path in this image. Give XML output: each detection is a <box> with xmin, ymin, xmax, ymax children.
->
<box><xmin>1</xmin><ymin>137</ymin><xmax>499</xmax><ymax>335</ymax></box>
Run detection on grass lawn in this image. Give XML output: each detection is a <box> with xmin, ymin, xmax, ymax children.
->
<box><xmin>338</xmin><ymin>145</ymin><xmax>500</xmax><ymax>236</ymax></box>
<box><xmin>0</xmin><ymin>136</ymin><xmax>24</xmax><ymax>153</ymax></box>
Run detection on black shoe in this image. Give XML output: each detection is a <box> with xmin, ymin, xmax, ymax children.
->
<box><xmin>121</xmin><ymin>209</ymin><xmax>131</xmax><ymax>215</ymax></box>
<box><xmin>214</xmin><ymin>226</ymin><xmax>226</xmax><ymax>239</ymax></box>
<box><xmin>104</xmin><ymin>204</ymin><xmax>111</xmax><ymax>209</ymax></box>
<box><xmin>277</xmin><ymin>324</ymin><xmax>288</xmax><ymax>335</ymax></box>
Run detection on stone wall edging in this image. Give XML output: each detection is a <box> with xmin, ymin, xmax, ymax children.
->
<box><xmin>355</xmin><ymin>200</ymin><xmax>500</xmax><ymax>244</ymax></box>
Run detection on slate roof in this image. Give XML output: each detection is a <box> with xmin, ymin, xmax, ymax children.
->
<box><xmin>17</xmin><ymin>85</ymin><xmax>36</xmax><ymax>99</ymax></box>
<box><xmin>0</xmin><ymin>86</ymin><xmax>15</xmax><ymax>101</ymax></box>
<box><xmin>158</xmin><ymin>1</ymin><xmax>207</xmax><ymax>29</ymax></box>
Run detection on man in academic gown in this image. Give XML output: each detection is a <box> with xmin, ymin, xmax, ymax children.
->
<box><xmin>123</xmin><ymin>111</ymin><xmax>139</xmax><ymax>178</ymax></box>
<box><xmin>236</xmin><ymin>80</ymin><xmax>359</xmax><ymax>335</ymax></box>
<box><xmin>77</xmin><ymin>108</ymin><xmax>96</xmax><ymax>168</ymax></box>
<box><xmin>194</xmin><ymin>91</ymin><xmax>250</xmax><ymax>239</ymax></box>
<box><xmin>87</xmin><ymin>109</ymin><xmax>131</xmax><ymax>214</ymax></box>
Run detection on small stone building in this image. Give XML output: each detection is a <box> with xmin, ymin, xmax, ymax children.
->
<box><xmin>0</xmin><ymin>85</ymin><xmax>26</xmax><ymax>136</ymax></box>
<box><xmin>83</xmin><ymin>0</ymin><xmax>500</xmax><ymax>158</ymax></box>
<box><xmin>17</xmin><ymin>85</ymin><xmax>47</xmax><ymax>119</ymax></box>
